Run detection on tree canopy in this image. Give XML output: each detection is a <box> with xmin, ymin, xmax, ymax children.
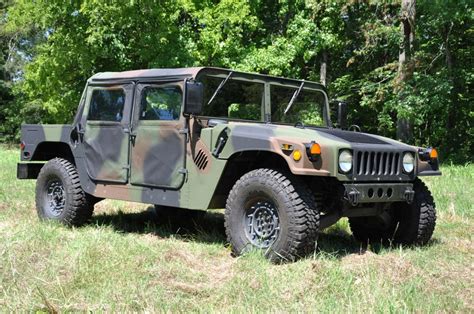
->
<box><xmin>1</xmin><ymin>0</ymin><xmax>472</xmax><ymax>162</ymax></box>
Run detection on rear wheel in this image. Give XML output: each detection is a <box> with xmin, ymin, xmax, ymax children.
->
<box><xmin>225</xmin><ymin>168</ymin><xmax>320</xmax><ymax>262</ymax></box>
<box><xmin>349</xmin><ymin>178</ymin><xmax>436</xmax><ymax>246</ymax></box>
<box><xmin>36</xmin><ymin>158</ymin><xmax>93</xmax><ymax>226</ymax></box>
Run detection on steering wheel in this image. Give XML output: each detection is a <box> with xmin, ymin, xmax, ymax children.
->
<box><xmin>294</xmin><ymin>121</ymin><xmax>305</xmax><ymax>128</ymax></box>
<box><xmin>349</xmin><ymin>124</ymin><xmax>361</xmax><ymax>132</ymax></box>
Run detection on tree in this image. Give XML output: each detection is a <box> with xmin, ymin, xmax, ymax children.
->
<box><xmin>0</xmin><ymin>1</ymin><xmax>15</xmax><ymax>141</ymax></box>
<box><xmin>396</xmin><ymin>0</ymin><xmax>416</xmax><ymax>142</ymax></box>
<box><xmin>1</xmin><ymin>0</ymin><xmax>472</xmax><ymax>161</ymax></box>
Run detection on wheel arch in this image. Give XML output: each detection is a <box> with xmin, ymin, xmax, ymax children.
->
<box><xmin>207</xmin><ymin>150</ymin><xmax>292</xmax><ymax>209</ymax></box>
<box><xmin>30</xmin><ymin>141</ymin><xmax>76</xmax><ymax>165</ymax></box>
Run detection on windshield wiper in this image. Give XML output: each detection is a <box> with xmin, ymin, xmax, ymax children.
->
<box><xmin>283</xmin><ymin>81</ymin><xmax>305</xmax><ymax>115</ymax></box>
<box><xmin>207</xmin><ymin>71</ymin><xmax>233</xmax><ymax>106</ymax></box>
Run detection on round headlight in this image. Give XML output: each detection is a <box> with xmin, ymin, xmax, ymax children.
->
<box><xmin>339</xmin><ymin>150</ymin><xmax>353</xmax><ymax>173</ymax></box>
<box><xmin>403</xmin><ymin>152</ymin><xmax>415</xmax><ymax>173</ymax></box>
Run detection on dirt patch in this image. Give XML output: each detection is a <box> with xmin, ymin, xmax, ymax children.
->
<box><xmin>425</xmin><ymin>259</ymin><xmax>474</xmax><ymax>310</ymax></box>
<box><xmin>159</xmin><ymin>249</ymin><xmax>235</xmax><ymax>296</ymax></box>
<box><xmin>341</xmin><ymin>251</ymin><xmax>418</xmax><ymax>284</ymax></box>
<box><xmin>0</xmin><ymin>203</ymin><xmax>9</xmax><ymax>212</ymax></box>
<box><xmin>448</xmin><ymin>238</ymin><xmax>474</xmax><ymax>254</ymax></box>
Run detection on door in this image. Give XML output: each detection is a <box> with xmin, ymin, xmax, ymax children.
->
<box><xmin>129</xmin><ymin>82</ymin><xmax>187</xmax><ymax>189</ymax></box>
<box><xmin>81</xmin><ymin>84</ymin><xmax>133</xmax><ymax>183</ymax></box>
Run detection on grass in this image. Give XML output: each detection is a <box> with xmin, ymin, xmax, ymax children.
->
<box><xmin>0</xmin><ymin>145</ymin><xmax>473</xmax><ymax>312</ymax></box>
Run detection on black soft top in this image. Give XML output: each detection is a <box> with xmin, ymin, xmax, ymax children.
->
<box><xmin>88</xmin><ymin>67</ymin><xmax>326</xmax><ymax>90</ymax></box>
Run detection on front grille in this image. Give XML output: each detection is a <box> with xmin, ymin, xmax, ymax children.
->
<box><xmin>356</xmin><ymin>151</ymin><xmax>400</xmax><ymax>176</ymax></box>
<box><xmin>351</xmin><ymin>149</ymin><xmax>412</xmax><ymax>181</ymax></box>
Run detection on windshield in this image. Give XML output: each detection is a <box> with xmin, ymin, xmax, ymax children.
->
<box><xmin>200</xmin><ymin>75</ymin><xmax>264</xmax><ymax>121</ymax></box>
<box><xmin>198</xmin><ymin>74</ymin><xmax>327</xmax><ymax>126</ymax></box>
<box><xmin>270</xmin><ymin>85</ymin><xmax>326</xmax><ymax>126</ymax></box>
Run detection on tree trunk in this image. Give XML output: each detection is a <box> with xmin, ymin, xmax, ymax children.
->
<box><xmin>396</xmin><ymin>0</ymin><xmax>416</xmax><ymax>143</ymax></box>
<box><xmin>444</xmin><ymin>22</ymin><xmax>455</xmax><ymax>130</ymax></box>
<box><xmin>320</xmin><ymin>50</ymin><xmax>327</xmax><ymax>86</ymax></box>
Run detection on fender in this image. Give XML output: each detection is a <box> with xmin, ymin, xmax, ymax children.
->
<box><xmin>209</xmin><ymin>123</ymin><xmax>332</xmax><ymax>177</ymax></box>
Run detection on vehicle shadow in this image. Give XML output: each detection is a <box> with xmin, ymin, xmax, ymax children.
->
<box><xmin>92</xmin><ymin>206</ymin><xmax>227</xmax><ymax>245</ymax></box>
<box><xmin>91</xmin><ymin>206</ymin><xmax>436</xmax><ymax>259</ymax></box>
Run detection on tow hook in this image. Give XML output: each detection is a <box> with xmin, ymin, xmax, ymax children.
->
<box><xmin>404</xmin><ymin>188</ymin><xmax>415</xmax><ymax>204</ymax></box>
<box><xmin>345</xmin><ymin>187</ymin><xmax>360</xmax><ymax>206</ymax></box>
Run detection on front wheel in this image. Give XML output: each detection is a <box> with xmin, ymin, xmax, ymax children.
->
<box><xmin>36</xmin><ymin>158</ymin><xmax>94</xmax><ymax>226</ymax></box>
<box><xmin>350</xmin><ymin>178</ymin><xmax>436</xmax><ymax>246</ymax></box>
<box><xmin>225</xmin><ymin>168</ymin><xmax>320</xmax><ymax>262</ymax></box>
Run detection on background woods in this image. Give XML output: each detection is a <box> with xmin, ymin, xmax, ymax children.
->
<box><xmin>0</xmin><ymin>0</ymin><xmax>472</xmax><ymax>162</ymax></box>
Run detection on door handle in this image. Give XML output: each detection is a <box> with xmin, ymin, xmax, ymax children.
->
<box><xmin>123</xmin><ymin>127</ymin><xmax>137</xmax><ymax>144</ymax></box>
<box><xmin>73</xmin><ymin>125</ymin><xmax>85</xmax><ymax>144</ymax></box>
<box><xmin>130</xmin><ymin>132</ymin><xmax>137</xmax><ymax>145</ymax></box>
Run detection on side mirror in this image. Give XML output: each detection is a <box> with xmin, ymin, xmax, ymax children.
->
<box><xmin>184</xmin><ymin>81</ymin><xmax>204</xmax><ymax>115</ymax></box>
<box><xmin>336</xmin><ymin>101</ymin><xmax>348</xmax><ymax>130</ymax></box>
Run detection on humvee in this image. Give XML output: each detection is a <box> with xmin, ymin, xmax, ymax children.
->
<box><xmin>17</xmin><ymin>67</ymin><xmax>440</xmax><ymax>261</ymax></box>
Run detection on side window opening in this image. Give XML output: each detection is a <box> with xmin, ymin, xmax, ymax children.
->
<box><xmin>140</xmin><ymin>86</ymin><xmax>182</xmax><ymax>121</ymax></box>
<box><xmin>88</xmin><ymin>88</ymin><xmax>125</xmax><ymax>122</ymax></box>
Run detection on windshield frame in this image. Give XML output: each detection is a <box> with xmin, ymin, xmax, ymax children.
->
<box><xmin>267</xmin><ymin>81</ymin><xmax>330</xmax><ymax>128</ymax></box>
<box><xmin>195</xmin><ymin>69</ymin><xmax>332</xmax><ymax>127</ymax></box>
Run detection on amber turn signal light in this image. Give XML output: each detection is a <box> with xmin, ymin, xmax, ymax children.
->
<box><xmin>418</xmin><ymin>147</ymin><xmax>438</xmax><ymax>162</ymax></box>
<box><xmin>310</xmin><ymin>143</ymin><xmax>321</xmax><ymax>155</ymax></box>
<box><xmin>305</xmin><ymin>142</ymin><xmax>321</xmax><ymax>162</ymax></box>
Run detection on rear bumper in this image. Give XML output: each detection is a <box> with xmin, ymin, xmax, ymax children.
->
<box><xmin>17</xmin><ymin>163</ymin><xmax>44</xmax><ymax>179</ymax></box>
<box><xmin>343</xmin><ymin>183</ymin><xmax>414</xmax><ymax>206</ymax></box>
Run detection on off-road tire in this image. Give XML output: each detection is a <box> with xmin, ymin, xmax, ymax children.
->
<box><xmin>225</xmin><ymin>168</ymin><xmax>320</xmax><ymax>262</ymax></box>
<box><xmin>349</xmin><ymin>178</ymin><xmax>436</xmax><ymax>246</ymax></box>
<box><xmin>36</xmin><ymin>158</ymin><xmax>93</xmax><ymax>226</ymax></box>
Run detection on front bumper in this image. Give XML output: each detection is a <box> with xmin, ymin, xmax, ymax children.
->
<box><xmin>343</xmin><ymin>183</ymin><xmax>414</xmax><ymax>206</ymax></box>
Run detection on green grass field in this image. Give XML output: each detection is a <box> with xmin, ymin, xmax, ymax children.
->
<box><xmin>1</xmin><ymin>146</ymin><xmax>473</xmax><ymax>312</ymax></box>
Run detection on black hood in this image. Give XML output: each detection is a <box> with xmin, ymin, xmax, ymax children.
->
<box><xmin>313</xmin><ymin>128</ymin><xmax>390</xmax><ymax>145</ymax></box>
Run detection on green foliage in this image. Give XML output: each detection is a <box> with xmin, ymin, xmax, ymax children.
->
<box><xmin>1</xmin><ymin>0</ymin><xmax>472</xmax><ymax>161</ymax></box>
<box><xmin>227</xmin><ymin>103</ymin><xmax>261</xmax><ymax>121</ymax></box>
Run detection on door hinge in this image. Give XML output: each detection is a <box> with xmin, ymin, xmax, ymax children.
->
<box><xmin>178</xmin><ymin>168</ymin><xmax>188</xmax><ymax>174</ymax></box>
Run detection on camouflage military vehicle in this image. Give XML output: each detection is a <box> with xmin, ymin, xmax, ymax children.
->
<box><xmin>17</xmin><ymin>67</ymin><xmax>440</xmax><ymax>261</ymax></box>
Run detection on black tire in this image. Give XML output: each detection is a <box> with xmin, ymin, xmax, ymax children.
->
<box><xmin>36</xmin><ymin>158</ymin><xmax>93</xmax><ymax>226</ymax></box>
<box><xmin>350</xmin><ymin>178</ymin><xmax>436</xmax><ymax>246</ymax></box>
<box><xmin>225</xmin><ymin>168</ymin><xmax>320</xmax><ymax>262</ymax></box>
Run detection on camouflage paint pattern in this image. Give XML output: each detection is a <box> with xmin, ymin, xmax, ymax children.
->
<box><xmin>18</xmin><ymin>67</ymin><xmax>441</xmax><ymax>211</ymax></box>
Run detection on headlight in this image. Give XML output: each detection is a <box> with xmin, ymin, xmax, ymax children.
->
<box><xmin>403</xmin><ymin>152</ymin><xmax>415</xmax><ymax>173</ymax></box>
<box><xmin>339</xmin><ymin>150</ymin><xmax>353</xmax><ymax>173</ymax></box>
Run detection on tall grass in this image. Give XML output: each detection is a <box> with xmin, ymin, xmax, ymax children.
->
<box><xmin>0</xmin><ymin>146</ymin><xmax>472</xmax><ymax>311</ymax></box>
